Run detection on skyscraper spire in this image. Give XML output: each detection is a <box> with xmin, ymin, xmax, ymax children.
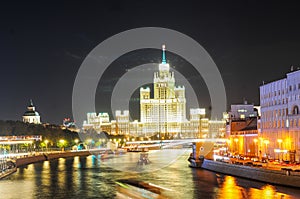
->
<box><xmin>162</xmin><ymin>44</ymin><xmax>167</xmax><ymax>64</ymax></box>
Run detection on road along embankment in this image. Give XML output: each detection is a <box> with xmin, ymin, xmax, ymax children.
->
<box><xmin>201</xmin><ymin>159</ymin><xmax>300</xmax><ymax>188</ymax></box>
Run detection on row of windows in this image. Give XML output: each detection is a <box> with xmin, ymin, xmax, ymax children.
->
<box><xmin>261</xmin><ymin>108</ymin><xmax>289</xmax><ymax>119</ymax></box>
<box><xmin>261</xmin><ymin>83</ymin><xmax>300</xmax><ymax>99</ymax></box>
<box><xmin>261</xmin><ymin>95</ymin><xmax>300</xmax><ymax>107</ymax></box>
<box><xmin>261</xmin><ymin>98</ymin><xmax>288</xmax><ymax>107</ymax></box>
<box><xmin>262</xmin><ymin>106</ymin><xmax>299</xmax><ymax>120</ymax></box>
<box><xmin>289</xmin><ymin>83</ymin><xmax>300</xmax><ymax>92</ymax></box>
<box><xmin>262</xmin><ymin>118</ymin><xmax>300</xmax><ymax>129</ymax></box>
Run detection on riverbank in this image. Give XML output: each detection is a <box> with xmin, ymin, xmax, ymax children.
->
<box><xmin>0</xmin><ymin>149</ymin><xmax>109</xmax><ymax>179</ymax></box>
<box><xmin>0</xmin><ymin>167</ymin><xmax>17</xmax><ymax>179</ymax></box>
<box><xmin>199</xmin><ymin>159</ymin><xmax>300</xmax><ymax>188</ymax></box>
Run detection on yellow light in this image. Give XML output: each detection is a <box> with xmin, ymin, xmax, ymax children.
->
<box><xmin>234</xmin><ymin>138</ymin><xmax>238</xmax><ymax>142</ymax></box>
<box><xmin>44</xmin><ymin>140</ymin><xmax>49</xmax><ymax>144</ymax></box>
<box><xmin>277</xmin><ymin>139</ymin><xmax>282</xmax><ymax>143</ymax></box>
<box><xmin>253</xmin><ymin>138</ymin><xmax>258</xmax><ymax>143</ymax></box>
<box><xmin>74</xmin><ymin>139</ymin><xmax>79</xmax><ymax>144</ymax></box>
<box><xmin>264</xmin><ymin>140</ymin><xmax>269</xmax><ymax>144</ymax></box>
<box><xmin>59</xmin><ymin>139</ymin><xmax>65</xmax><ymax>144</ymax></box>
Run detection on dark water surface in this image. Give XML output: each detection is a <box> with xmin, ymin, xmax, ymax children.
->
<box><xmin>1</xmin><ymin>151</ymin><xmax>300</xmax><ymax>199</ymax></box>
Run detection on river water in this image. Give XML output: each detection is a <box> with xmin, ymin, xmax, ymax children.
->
<box><xmin>1</xmin><ymin>149</ymin><xmax>300</xmax><ymax>199</ymax></box>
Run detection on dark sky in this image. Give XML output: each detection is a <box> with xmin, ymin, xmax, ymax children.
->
<box><xmin>1</xmin><ymin>1</ymin><xmax>300</xmax><ymax>125</ymax></box>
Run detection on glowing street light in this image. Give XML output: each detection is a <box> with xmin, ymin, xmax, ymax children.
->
<box><xmin>226</xmin><ymin>139</ymin><xmax>231</xmax><ymax>153</ymax></box>
<box><xmin>59</xmin><ymin>139</ymin><xmax>66</xmax><ymax>151</ymax></box>
<box><xmin>253</xmin><ymin>138</ymin><xmax>258</xmax><ymax>156</ymax></box>
<box><xmin>74</xmin><ymin>139</ymin><xmax>79</xmax><ymax>145</ymax></box>
<box><xmin>264</xmin><ymin>140</ymin><xmax>270</xmax><ymax>157</ymax></box>
<box><xmin>44</xmin><ymin>140</ymin><xmax>49</xmax><ymax>151</ymax></box>
<box><xmin>277</xmin><ymin>139</ymin><xmax>282</xmax><ymax>148</ymax></box>
<box><xmin>234</xmin><ymin>138</ymin><xmax>239</xmax><ymax>154</ymax></box>
<box><xmin>277</xmin><ymin>138</ymin><xmax>283</xmax><ymax>160</ymax></box>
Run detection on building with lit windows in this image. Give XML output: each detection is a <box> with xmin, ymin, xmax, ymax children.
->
<box><xmin>226</xmin><ymin>102</ymin><xmax>260</xmax><ymax>156</ymax></box>
<box><xmin>260</xmin><ymin>69</ymin><xmax>300</xmax><ymax>162</ymax></box>
<box><xmin>83</xmin><ymin>45</ymin><xmax>223</xmax><ymax>139</ymax></box>
<box><xmin>115</xmin><ymin>110</ymin><xmax>130</xmax><ymax>135</ymax></box>
<box><xmin>83</xmin><ymin>112</ymin><xmax>111</xmax><ymax>133</ymax></box>
<box><xmin>140</xmin><ymin>45</ymin><xmax>187</xmax><ymax>137</ymax></box>
<box><xmin>189</xmin><ymin>108</ymin><xmax>206</xmax><ymax>138</ymax></box>
<box><xmin>209</xmin><ymin>120</ymin><xmax>226</xmax><ymax>138</ymax></box>
<box><xmin>22</xmin><ymin>100</ymin><xmax>41</xmax><ymax>124</ymax></box>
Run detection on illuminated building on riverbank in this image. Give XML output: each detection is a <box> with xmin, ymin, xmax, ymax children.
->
<box><xmin>83</xmin><ymin>45</ymin><xmax>224</xmax><ymax>139</ymax></box>
<box><xmin>260</xmin><ymin>68</ymin><xmax>300</xmax><ymax>162</ymax></box>
<box><xmin>139</xmin><ymin>45</ymin><xmax>187</xmax><ymax>137</ymax></box>
<box><xmin>226</xmin><ymin>102</ymin><xmax>260</xmax><ymax>156</ymax></box>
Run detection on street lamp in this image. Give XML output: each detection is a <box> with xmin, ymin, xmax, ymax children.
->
<box><xmin>264</xmin><ymin>140</ymin><xmax>270</xmax><ymax>158</ymax></box>
<box><xmin>59</xmin><ymin>139</ymin><xmax>65</xmax><ymax>151</ymax></box>
<box><xmin>253</xmin><ymin>138</ymin><xmax>258</xmax><ymax>157</ymax></box>
<box><xmin>74</xmin><ymin>139</ymin><xmax>79</xmax><ymax>145</ymax></box>
<box><xmin>277</xmin><ymin>139</ymin><xmax>283</xmax><ymax>160</ymax></box>
<box><xmin>44</xmin><ymin>140</ymin><xmax>49</xmax><ymax>151</ymax></box>
<box><xmin>226</xmin><ymin>139</ymin><xmax>231</xmax><ymax>154</ymax></box>
<box><xmin>234</xmin><ymin>138</ymin><xmax>239</xmax><ymax>154</ymax></box>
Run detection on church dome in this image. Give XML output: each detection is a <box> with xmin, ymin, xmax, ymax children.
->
<box><xmin>23</xmin><ymin>110</ymin><xmax>40</xmax><ymax>116</ymax></box>
<box><xmin>22</xmin><ymin>99</ymin><xmax>41</xmax><ymax>124</ymax></box>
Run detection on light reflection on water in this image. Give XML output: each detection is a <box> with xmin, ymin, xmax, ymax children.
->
<box><xmin>0</xmin><ymin>150</ymin><xmax>299</xmax><ymax>199</ymax></box>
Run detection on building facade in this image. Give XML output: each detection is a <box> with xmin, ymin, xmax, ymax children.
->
<box><xmin>260</xmin><ymin>69</ymin><xmax>300</xmax><ymax>162</ymax></box>
<box><xmin>226</xmin><ymin>102</ymin><xmax>259</xmax><ymax>156</ymax></box>
<box><xmin>82</xmin><ymin>45</ymin><xmax>225</xmax><ymax>139</ymax></box>
<box><xmin>22</xmin><ymin>100</ymin><xmax>41</xmax><ymax>124</ymax></box>
<box><xmin>140</xmin><ymin>45</ymin><xmax>187</xmax><ymax>137</ymax></box>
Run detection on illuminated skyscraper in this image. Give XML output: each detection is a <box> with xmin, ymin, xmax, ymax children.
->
<box><xmin>140</xmin><ymin>45</ymin><xmax>187</xmax><ymax>137</ymax></box>
<box><xmin>83</xmin><ymin>45</ymin><xmax>214</xmax><ymax>139</ymax></box>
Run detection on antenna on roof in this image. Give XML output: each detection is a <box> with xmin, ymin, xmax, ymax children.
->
<box><xmin>161</xmin><ymin>44</ymin><xmax>167</xmax><ymax>64</ymax></box>
<box><xmin>291</xmin><ymin>65</ymin><xmax>294</xmax><ymax>71</ymax></box>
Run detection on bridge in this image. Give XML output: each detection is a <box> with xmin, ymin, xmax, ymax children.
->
<box><xmin>124</xmin><ymin>138</ymin><xmax>227</xmax><ymax>149</ymax></box>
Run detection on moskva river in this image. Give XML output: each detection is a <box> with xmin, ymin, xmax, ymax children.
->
<box><xmin>1</xmin><ymin>149</ymin><xmax>300</xmax><ymax>199</ymax></box>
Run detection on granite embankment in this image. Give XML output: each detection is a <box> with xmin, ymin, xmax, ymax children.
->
<box><xmin>1</xmin><ymin>150</ymin><xmax>97</xmax><ymax>179</ymax></box>
<box><xmin>201</xmin><ymin>159</ymin><xmax>300</xmax><ymax>188</ymax></box>
<box><xmin>16</xmin><ymin>150</ymin><xmax>92</xmax><ymax>167</ymax></box>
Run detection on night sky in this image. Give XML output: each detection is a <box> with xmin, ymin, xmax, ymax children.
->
<box><xmin>1</xmin><ymin>1</ymin><xmax>300</xmax><ymax>125</ymax></box>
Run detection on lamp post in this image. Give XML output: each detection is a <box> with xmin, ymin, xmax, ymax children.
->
<box><xmin>253</xmin><ymin>138</ymin><xmax>258</xmax><ymax>157</ymax></box>
<box><xmin>264</xmin><ymin>140</ymin><xmax>270</xmax><ymax>158</ymax></box>
<box><xmin>234</xmin><ymin>138</ymin><xmax>239</xmax><ymax>154</ymax></box>
<box><xmin>74</xmin><ymin>139</ymin><xmax>79</xmax><ymax>145</ymax></box>
<box><xmin>226</xmin><ymin>139</ymin><xmax>231</xmax><ymax>154</ymax></box>
<box><xmin>59</xmin><ymin>139</ymin><xmax>65</xmax><ymax>151</ymax></box>
<box><xmin>44</xmin><ymin>140</ymin><xmax>49</xmax><ymax>152</ymax></box>
<box><xmin>277</xmin><ymin>139</ymin><xmax>282</xmax><ymax>161</ymax></box>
